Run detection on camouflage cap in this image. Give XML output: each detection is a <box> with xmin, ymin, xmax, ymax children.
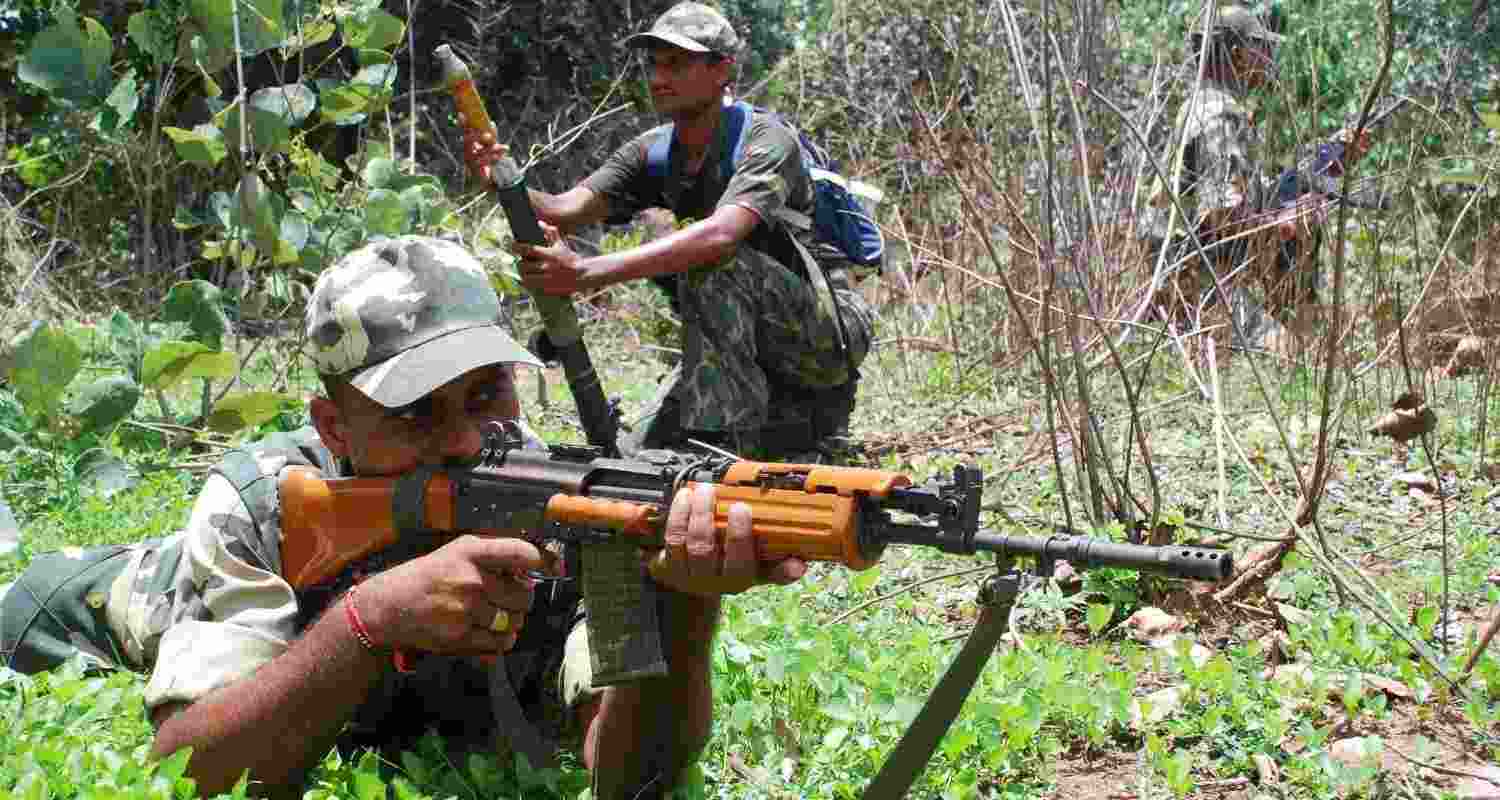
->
<box><xmin>1207</xmin><ymin>5</ymin><xmax>1284</xmax><ymax>43</ymax></box>
<box><xmin>621</xmin><ymin>2</ymin><xmax>740</xmax><ymax>55</ymax></box>
<box><xmin>304</xmin><ymin>235</ymin><xmax>540</xmax><ymax>408</ymax></box>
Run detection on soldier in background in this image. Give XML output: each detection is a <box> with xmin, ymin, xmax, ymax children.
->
<box><xmin>1143</xmin><ymin>5</ymin><xmax>1371</xmax><ymax>346</ymax></box>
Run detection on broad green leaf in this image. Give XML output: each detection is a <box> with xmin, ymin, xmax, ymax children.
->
<box><xmin>5</xmin><ymin>321</ymin><xmax>83</xmax><ymax>419</ymax></box>
<box><xmin>206</xmin><ymin>391</ymin><xmax>291</xmax><ymax>433</ymax></box>
<box><xmin>851</xmin><ymin>565</ymin><xmax>881</xmax><ymax>593</ymax></box>
<box><xmin>249</xmin><ymin>83</ymin><xmax>317</xmax><ymax>127</ymax></box>
<box><xmin>127</xmin><ymin>11</ymin><xmax>175</xmax><ymax>62</ymax></box>
<box><xmin>75</xmin><ymin>449</ymin><xmax>140</xmax><ymax>499</ymax></box>
<box><xmin>236</xmin><ymin>173</ymin><xmax>281</xmax><ymax>261</ymax></box>
<box><xmin>821</xmin><ymin>725</ymin><xmax>850</xmax><ymax>751</ymax></box>
<box><xmin>109</xmin><ymin>310</ymin><xmax>145</xmax><ymax>380</ymax></box>
<box><xmin>399</xmin><ymin>182</ymin><xmax>446</xmax><ymax>227</ymax></box>
<box><xmin>142</xmin><ymin>341</ymin><xmax>236</xmax><ymax>389</ymax></box>
<box><xmin>98</xmin><ymin>71</ymin><xmax>140</xmax><ymax>132</ymax></box>
<box><xmin>1415</xmin><ymin>605</ymin><xmax>1439</xmax><ymax>637</ymax></box>
<box><xmin>342</xmin><ymin>9</ymin><xmax>405</xmax><ymax>57</ymax></box>
<box><xmin>362</xmin><ymin>156</ymin><xmax>399</xmax><ymax>189</ymax></box>
<box><xmin>17</xmin><ymin>9</ymin><xmax>114</xmax><ymax>106</ymax></box>
<box><xmin>318</xmin><ymin>65</ymin><xmax>395</xmax><ymax>126</ymax></box>
<box><xmin>1086</xmin><ymin>603</ymin><xmax>1115</xmax><ymax>636</ymax></box>
<box><xmin>163</xmin><ymin>124</ymin><xmax>228</xmax><ymax>167</ymax></box>
<box><xmin>66</xmin><ymin>376</ymin><xmax>142</xmax><ymax>433</ymax></box>
<box><xmin>216</xmin><ymin>101</ymin><xmax>293</xmax><ymax>154</ymax></box>
<box><xmin>275</xmin><ymin>211</ymin><xmax>311</xmax><ymax>265</ymax></box>
<box><xmin>164</xmin><ymin>280</ymin><xmax>232</xmax><ymax>349</ymax></box>
<box><xmin>281</xmin><ymin>19</ymin><xmax>336</xmax><ymax>58</ymax></box>
<box><xmin>174</xmin><ymin>202</ymin><xmax>212</xmax><ymax>230</ymax></box>
<box><xmin>364</xmin><ymin>188</ymin><xmax>406</xmax><ymax>235</ymax></box>
<box><xmin>155</xmin><ymin>743</ymin><xmax>193</xmax><ymax>783</ymax></box>
<box><xmin>352</xmin><ymin>752</ymin><xmax>384</xmax><ymax>800</ymax></box>
<box><xmin>181</xmin><ymin>0</ymin><xmax>286</xmax><ymax>70</ymax></box>
<box><xmin>1480</xmin><ymin>112</ymin><xmax>1500</xmax><ymax>132</ymax></box>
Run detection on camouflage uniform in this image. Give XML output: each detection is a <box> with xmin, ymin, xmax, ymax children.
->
<box><xmin>604</xmin><ymin>3</ymin><xmax>876</xmax><ymax>457</ymax></box>
<box><xmin>1144</xmin><ymin>6</ymin><xmax>1299</xmax><ymax>344</ymax></box>
<box><xmin>1</xmin><ymin>236</ymin><xmax>598</xmax><ymax>761</ymax></box>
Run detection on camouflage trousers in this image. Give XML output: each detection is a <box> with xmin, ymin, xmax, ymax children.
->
<box><xmin>626</xmin><ymin>246</ymin><xmax>875</xmax><ymax>455</ymax></box>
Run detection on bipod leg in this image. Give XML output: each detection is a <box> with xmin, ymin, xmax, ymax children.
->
<box><xmin>862</xmin><ymin>565</ymin><xmax>1024</xmax><ymax>800</ymax></box>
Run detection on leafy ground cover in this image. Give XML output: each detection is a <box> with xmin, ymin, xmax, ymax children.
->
<box><xmin>2</xmin><ymin>281</ymin><xmax>1498</xmax><ymax>799</ymax></box>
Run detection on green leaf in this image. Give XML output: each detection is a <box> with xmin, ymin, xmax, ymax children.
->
<box><xmin>236</xmin><ymin>173</ymin><xmax>281</xmax><ymax>261</ymax></box>
<box><xmin>99</xmin><ymin>71</ymin><xmax>140</xmax><ymax>132</ymax></box>
<box><xmin>18</xmin><ymin>9</ymin><xmax>114</xmax><ymax>106</ymax></box>
<box><xmin>4</xmin><ymin>321</ymin><xmax>83</xmax><ymax>419</ymax></box>
<box><xmin>66</xmin><ymin>376</ymin><xmax>142</xmax><ymax>433</ymax></box>
<box><xmin>163</xmin><ymin>280</ymin><xmax>231</xmax><ymax>350</ymax></box>
<box><xmin>362</xmin><ymin>156</ymin><xmax>399</xmax><ymax>189</ymax></box>
<box><xmin>206</xmin><ymin>391</ymin><xmax>293</xmax><ymax>433</ymax></box>
<box><xmin>318</xmin><ymin>65</ymin><xmax>396</xmax><ymax>126</ymax></box>
<box><xmin>851</xmin><ymin>565</ymin><xmax>881</xmax><ymax>594</ymax></box>
<box><xmin>281</xmin><ymin>19</ymin><xmax>336</xmax><ymax>58</ymax></box>
<box><xmin>142</xmin><ymin>341</ymin><xmax>236</xmax><ymax>390</ymax></box>
<box><xmin>181</xmin><ymin>0</ymin><xmax>286</xmax><ymax>70</ymax></box>
<box><xmin>75</xmin><ymin>449</ymin><xmax>140</xmax><ymax>499</ymax></box>
<box><xmin>342</xmin><ymin>9</ymin><xmax>405</xmax><ymax>58</ymax></box>
<box><xmin>127</xmin><ymin>11</ymin><xmax>175</xmax><ymax>62</ymax></box>
<box><xmin>249</xmin><ymin>83</ymin><xmax>317</xmax><ymax>127</ymax></box>
<box><xmin>364</xmin><ymin>188</ymin><xmax>406</xmax><ymax>235</ymax></box>
<box><xmin>821</xmin><ymin>725</ymin><xmax>850</xmax><ymax>751</ymax></box>
<box><xmin>1416</xmin><ymin>605</ymin><xmax>1439</xmax><ymax>638</ymax></box>
<box><xmin>352</xmin><ymin>751</ymin><xmax>385</xmax><ymax>800</ymax></box>
<box><xmin>163</xmin><ymin>124</ymin><xmax>228</xmax><ymax>168</ymax></box>
<box><xmin>108</xmin><ymin>310</ymin><xmax>144</xmax><ymax>380</ymax></box>
<box><xmin>156</xmin><ymin>746</ymin><xmax>194</xmax><ymax>783</ymax></box>
<box><xmin>1086</xmin><ymin>603</ymin><xmax>1115</xmax><ymax>636</ymax></box>
<box><xmin>216</xmin><ymin>101</ymin><xmax>292</xmax><ymax>155</ymax></box>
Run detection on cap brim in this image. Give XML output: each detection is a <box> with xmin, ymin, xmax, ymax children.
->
<box><xmin>347</xmin><ymin>325</ymin><xmax>542</xmax><ymax>408</ymax></box>
<box><xmin>621</xmin><ymin>31</ymin><xmax>711</xmax><ymax>52</ymax></box>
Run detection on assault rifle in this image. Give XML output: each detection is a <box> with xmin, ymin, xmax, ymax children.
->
<box><xmin>280</xmin><ymin>421</ymin><xmax>1234</xmax><ymax>798</ymax></box>
<box><xmin>1275</xmin><ymin>98</ymin><xmax>1407</xmax><ymax>210</ymax></box>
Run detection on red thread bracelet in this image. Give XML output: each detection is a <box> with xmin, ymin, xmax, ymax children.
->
<box><xmin>343</xmin><ymin>586</ymin><xmax>380</xmax><ymax>654</ymax></box>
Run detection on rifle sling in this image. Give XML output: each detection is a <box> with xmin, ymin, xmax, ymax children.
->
<box><xmin>490</xmin><ymin>658</ymin><xmax>558</xmax><ymax>769</ymax></box>
<box><xmin>862</xmin><ymin>572</ymin><xmax>1021</xmax><ymax>800</ymax></box>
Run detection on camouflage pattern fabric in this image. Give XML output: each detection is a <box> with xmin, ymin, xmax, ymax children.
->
<box><xmin>586</xmin><ymin>104</ymin><xmax>874</xmax><ymax>452</ymax></box>
<box><xmin>304</xmin><ymin>235</ymin><xmax>539</xmax><ymax>408</ymax></box>
<box><xmin>0</xmin><ymin>423</ymin><xmax>597</xmax><ymax>754</ymax></box>
<box><xmin>624</xmin><ymin>251</ymin><xmax>874</xmax><ymax>453</ymax></box>
<box><xmin>621</xmin><ymin>1</ymin><xmax>741</xmax><ymax>55</ymax></box>
<box><xmin>1141</xmin><ymin>79</ymin><xmax>1297</xmax><ymax>344</ymax></box>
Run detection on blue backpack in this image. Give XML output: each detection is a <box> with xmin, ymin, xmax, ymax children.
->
<box><xmin>646</xmin><ymin>101</ymin><xmax>884</xmax><ymax>274</ymax></box>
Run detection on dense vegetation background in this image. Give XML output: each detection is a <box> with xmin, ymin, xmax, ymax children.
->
<box><xmin>2</xmin><ymin>0</ymin><xmax>1500</xmax><ymax>797</ymax></box>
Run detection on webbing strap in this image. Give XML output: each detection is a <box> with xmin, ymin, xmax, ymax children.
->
<box><xmin>862</xmin><ymin>573</ymin><xmax>1020</xmax><ymax>800</ymax></box>
<box><xmin>490</xmin><ymin>658</ymin><xmax>557</xmax><ymax>769</ymax></box>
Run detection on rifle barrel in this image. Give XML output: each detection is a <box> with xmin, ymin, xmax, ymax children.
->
<box><xmin>971</xmin><ymin>533</ymin><xmax>1233</xmax><ymax>581</ymax></box>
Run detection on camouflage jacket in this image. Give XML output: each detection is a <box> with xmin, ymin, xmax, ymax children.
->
<box><xmin>1146</xmin><ymin>79</ymin><xmax>1270</xmax><ymax>247</ymax></box>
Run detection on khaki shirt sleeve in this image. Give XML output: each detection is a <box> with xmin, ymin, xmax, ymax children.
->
<box><xmin>139</xmin><ymin>473</ymin><xmax>299</xmax><ymax>711</ymax></box>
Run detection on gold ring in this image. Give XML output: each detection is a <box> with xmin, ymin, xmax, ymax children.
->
<box><xmin>489</xmin><ymin>609</ymin><xmax>510</xmax><ymax>633</ymax></box>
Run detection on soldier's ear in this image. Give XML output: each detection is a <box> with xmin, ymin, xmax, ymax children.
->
<box><xmin>310</xmin><ymin>395</ymin><xmax>353</xmax><ymax>458</ymax></box>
